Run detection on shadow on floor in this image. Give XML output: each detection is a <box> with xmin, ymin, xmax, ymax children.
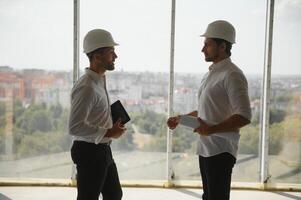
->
<box><xmin>236</xmin><ymin>155</ymin><xmax>258</xmax><ymax>165</ymax></box>
<box><xmin>273</xmin><ymin>192</ymin><xmax>301</xmax><ymax>200</ymax></box>
<box><xmin>0</xmin><ymin>193</ymin><xmax>13</xmax><ymax>200</ymax></box>
<box><xmin>275</xmin><ymin>168</ymin><xmax>301</xmax><ymax>180</ymax></box>
<box><xmin>175</xmin><ymin>188</ymin><xmax>202</xmax><ymax>199</ymax></box>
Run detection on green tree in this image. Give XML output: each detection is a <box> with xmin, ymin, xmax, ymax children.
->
<box><xmin>275</xmin><ymin>94</ymin><xmax>292</xmax><ymax>103</ymax></box>
<box><xmin>270</xmin><ymin>108</ymin><xmax>286</xmax><ymax>124</ymax></box>
<box><xmin>238</xmin><ymin>125</ymin><xmax>259</xmax><ymax>154</ymax></box>
<box><xmin>0</xmin><ymin>101</ymin><xmax>5</xmax><ymax>115</ymax></box>
<box><xmin>31</xmin><ymin>110</ymin><xmax>52</xmax><ymax>132</ymax></box>
<box><xmin>57</xmin><ymin>108</ymin><xmax>69</xmax><ymax>132</ymax></box>
<box><xmin>132</xmin><ymin>110</ymin><xmax>166</xmax><ymax>135</ymax></box>
<box><xmin>239</xmin><ymin>122</ymin><xmax>286</xmax><ymax>155</ymax></box>
<box><xmin>269</xmin><ymin>122</ymin><xmax>284</xmax><ymax>155</ymax></box>
<box><xmin>137</xmin><ymin>110</ymin><xmax>167</xmax><ymax>152</ymax></box>
<box><xmin>13</xmin><ymin>100</ymin><xmax>25</xmax><ymax>118</ymax></box>
<box><xmin>50</xmin><ymin>103</ymin><xmax>63</xmax><ymax>119</ymax></box>
<box><xmin>172</xmin><ymin>127</ymin><xmax>198</xmax><ymax>153</ymax></box>
<box><xmin>17</xmin><ymin>131</ymin><xmax>70</xmax><ymax>158</ymax></box>
<box><xmin>0</xmin><ymin>102</ymin><xmax>6</xmax><ymax>145</ymax></box>
<box><xmin>15</xmin><ymin>103</ymin><xmax>52</xmax><ymax>134</ymax></box>
<box><xmin>282</xmin><ymin>114</ymin><xmax>301</xmax><ymax>141</ymax></box>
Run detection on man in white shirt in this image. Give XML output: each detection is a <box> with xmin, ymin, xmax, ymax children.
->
<box><xmin>167</xmin><ymin>20</ymin><xmax>251</xmax><ymax>200</ymax></box>
<box><xmin>69</xmin><ymin>29</ymin><xmax>126</xmax><ymax>200</ymax></box>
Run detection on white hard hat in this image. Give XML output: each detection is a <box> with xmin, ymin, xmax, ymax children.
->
<box><xmin>83</xmin><ymin>29</ymin><xmax>119</xmax><ymax>54</ymax></box>
<box><xmin>201</xmin><ymin>20</ymin><xmax>236</xmax><ymax>44</ymax></box>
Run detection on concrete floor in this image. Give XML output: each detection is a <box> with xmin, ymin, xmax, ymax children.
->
<box><xmin>0</xmin><ymin>187</ymin><xmax>301</xmax><ymax>200</ymax></box>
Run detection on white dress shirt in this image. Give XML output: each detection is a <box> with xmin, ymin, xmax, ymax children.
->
<box><xmin>197</xmin><ymin>58</ymin><xmax>251</xmax><ymax>158</ymax></box>
<box><xmin>69</xmin><ymin>68</ymin><xmax>113</xmax><ymax>144</ymax></box>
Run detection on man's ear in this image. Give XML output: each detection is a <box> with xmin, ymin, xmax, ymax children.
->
<box><xmin>218</xmin><ymin>42</ymin><xmax>227</xmax><ymax>53</ymax></box>
<box><xmin>93</xmin><ymin>53</ymin><xmax>102</xmax><ymax>61</ymax></box>
<box><xmin>221</xmin><ymin>42</ymin><xmax>226</xmax><ymax>51</ymax></box>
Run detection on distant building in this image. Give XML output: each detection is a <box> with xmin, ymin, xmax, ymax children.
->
<box><xmin>0</xmin><ymin>68</ymin><xmax>72</xmax><ymax>108</ymax></box>
<box><xmin>0</xmin><ymin>66</ymin><xmax>13</xmax><ymax>72</ymax></box>
<box><xmin>174</xmin><ymin>87</ymin><xmax>197</xmax><ymax>114</ymax></box>
<box><xmin>0</xmin><ymin>67</ymin><xmax>25</xmax><ymax>101</ymax></box>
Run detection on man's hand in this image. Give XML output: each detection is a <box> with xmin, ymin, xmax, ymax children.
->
<box><xmin>194</xmin><ymin>118</ymin><xmax>211</xmax><ymax>136</ymax></box>
<box><xmin>106</xmin><ymin>119</ymin><xmax>126</xmax><ymax>139</ymax></box>
<box><xmin>167</xmin><ymin>116</ymin><xmax>180</xmax><ymax>130</ymax></box>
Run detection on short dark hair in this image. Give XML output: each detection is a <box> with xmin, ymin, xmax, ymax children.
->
<box><xmin>211</xmin><ymin>38</ymin><xmax>232</xmax><ymax>56</ymax></box>
<box><xmin>86</xmin><ymin>47</ymin><xmax>109</xmax><ymax>62</ymax></box>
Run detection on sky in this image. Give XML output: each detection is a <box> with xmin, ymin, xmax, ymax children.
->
<box><xmin>0</xmin><ymin>0</ymin><xmax>300</xmax><ymax>75</ymax></box>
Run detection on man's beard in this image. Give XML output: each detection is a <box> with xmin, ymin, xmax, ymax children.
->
<box><xmin>204</xmin><ymin>53</ymin><xmax>218</xmax><ymax>62</ymax></box>
<box><xmin>99</xmin><ymin>60</ymin><xmax>115</xmax><ymax>71</ymax></box>
<box><xmin>205</xmin><ymin>57</ymin><xmax>213</xmax><ymax>62</ymax></box>
<box><xmin>104</xmin><ymin>63</ymin><xmax>115</xmax><ymax>71</ymax></box>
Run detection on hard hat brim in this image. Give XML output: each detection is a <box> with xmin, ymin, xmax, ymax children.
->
<box><xmin>83</xmin><ymin>42</ymin><xmax>119</xmax><ymax>54</ymax></box>
<box><xmin>200</xmin><ymin>34</ymin><xmax>235</xmax><ymax>44</ymax></box>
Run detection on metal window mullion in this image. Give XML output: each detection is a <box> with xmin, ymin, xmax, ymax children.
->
<box><xmin>166</xmin><ymin>0</ymin><xmax>176</xmax><ymax>186</ymax></box>
<box><xmin>73</xmin><ymin>0</ymin><xmax>80</xmax><ymax>84</ymax></box>
<box><xmin>260</xmin><ymin>0</ymin><xmax>275</xmax><ymax>184</ymax></box>
<box><xmin>71</xmin><ymin>0</ymin><xmax>80</xmax><ymax>185</ymax></box>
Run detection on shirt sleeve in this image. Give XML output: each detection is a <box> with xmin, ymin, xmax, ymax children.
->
<box><xmin>225</xmin><ymin>71</ymin><xmax>252</xmax><ymax>120</ymax></box>
<box><xmin>68</xmin><ymin>85</ymin><xmax>108</xmax><ymax>139</ymax></box>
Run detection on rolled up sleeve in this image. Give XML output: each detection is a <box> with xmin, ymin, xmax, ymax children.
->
<box><xmin>225</xmin><ymin>72</ymin><xmax>252</xmax><ymax>121</ymax></box>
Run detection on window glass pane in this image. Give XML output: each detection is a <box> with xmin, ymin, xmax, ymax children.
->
<box><xmin>173</xmin><ymin>0</ymin><xmax>265</xmax><ymax>182</ymax></box>
<box><xmin>269</xmin><ymin>0</ymin><xmax>301</xmax><ymax>184</ymax></box>
<box><xmin>0</xmin><ymin>0</ymin><xmax>73</xmax><ymax>179</ymax></box>
<box><xmin>81</xmin><ymin>0</ymin><xmax>170</xmax><ymax>180</ymax></box>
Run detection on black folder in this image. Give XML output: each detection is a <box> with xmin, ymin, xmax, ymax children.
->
<box><xmin>111</xmin><ymin>100</ymin><xmax>131</xmax><ymax>125</ymax></box>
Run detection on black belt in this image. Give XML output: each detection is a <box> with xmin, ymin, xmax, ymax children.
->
<box><xmin>73</xmin><ymin>140</ymin><xmax>111</xmax><ymax>146</ymax></box>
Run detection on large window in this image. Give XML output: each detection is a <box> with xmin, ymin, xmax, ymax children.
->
<box><xmin>0</xmin><ymin>0</ymin><xmax>73</xmax><ymax>179</ymax></box>
<box><xmin>172</xmin><ymin>0</ymin><xmax>266</xmax><ymax>182</ymax></box>
<box><xmin>268</xmin><ymin>0</ymin><xmax>301</xmax><ymax>184</ymax></box>
<box><xmin>0</xmin><ymin>0</ymin><xmax>300</xmax><ymax>188</ymax></box>
<box><xmin>81</xmin><ymin>0</ymin><xmax>171</xmax><ymax>180</ymax></box>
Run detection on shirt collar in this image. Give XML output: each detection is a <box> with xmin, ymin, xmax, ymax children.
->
<box><xmin>208</xmin><ymin>57</ymin><xmax>231</xmax><ymax>71</ymax></box>
<box><xmin>85</xmin><ymin>68</ymin><xmax>105</xmax><ymax>83</ymax></box>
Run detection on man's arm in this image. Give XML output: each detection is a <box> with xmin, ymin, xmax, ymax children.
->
<box><xmin>105</xmin><ymin>119</ymin><xmax>126</xmax><ymax>138</ymax></box>
<box><xmin>167</xmin><ymin>110</ymin><xmax>198</xmax><ymax>130</ymax></box>
<box><xmin>195</xmin><ymin>114</ymin><xmax>250</xmax><ymax>136</ymax></box>
<box><xmin>207</xmin><ymin>114</ymin><xmax>250</xmax><ymax>134</ymax></box>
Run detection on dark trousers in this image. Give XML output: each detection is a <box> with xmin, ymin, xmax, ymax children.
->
<box><xmin>199</xmin><ymin>152</ymin><xmax>236</xmax><ymax>200</ymax></box>
<box><xmin>71</xmin><ymin>141</ymin><xmax>122</xmax><ymax>200</ymax></box>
